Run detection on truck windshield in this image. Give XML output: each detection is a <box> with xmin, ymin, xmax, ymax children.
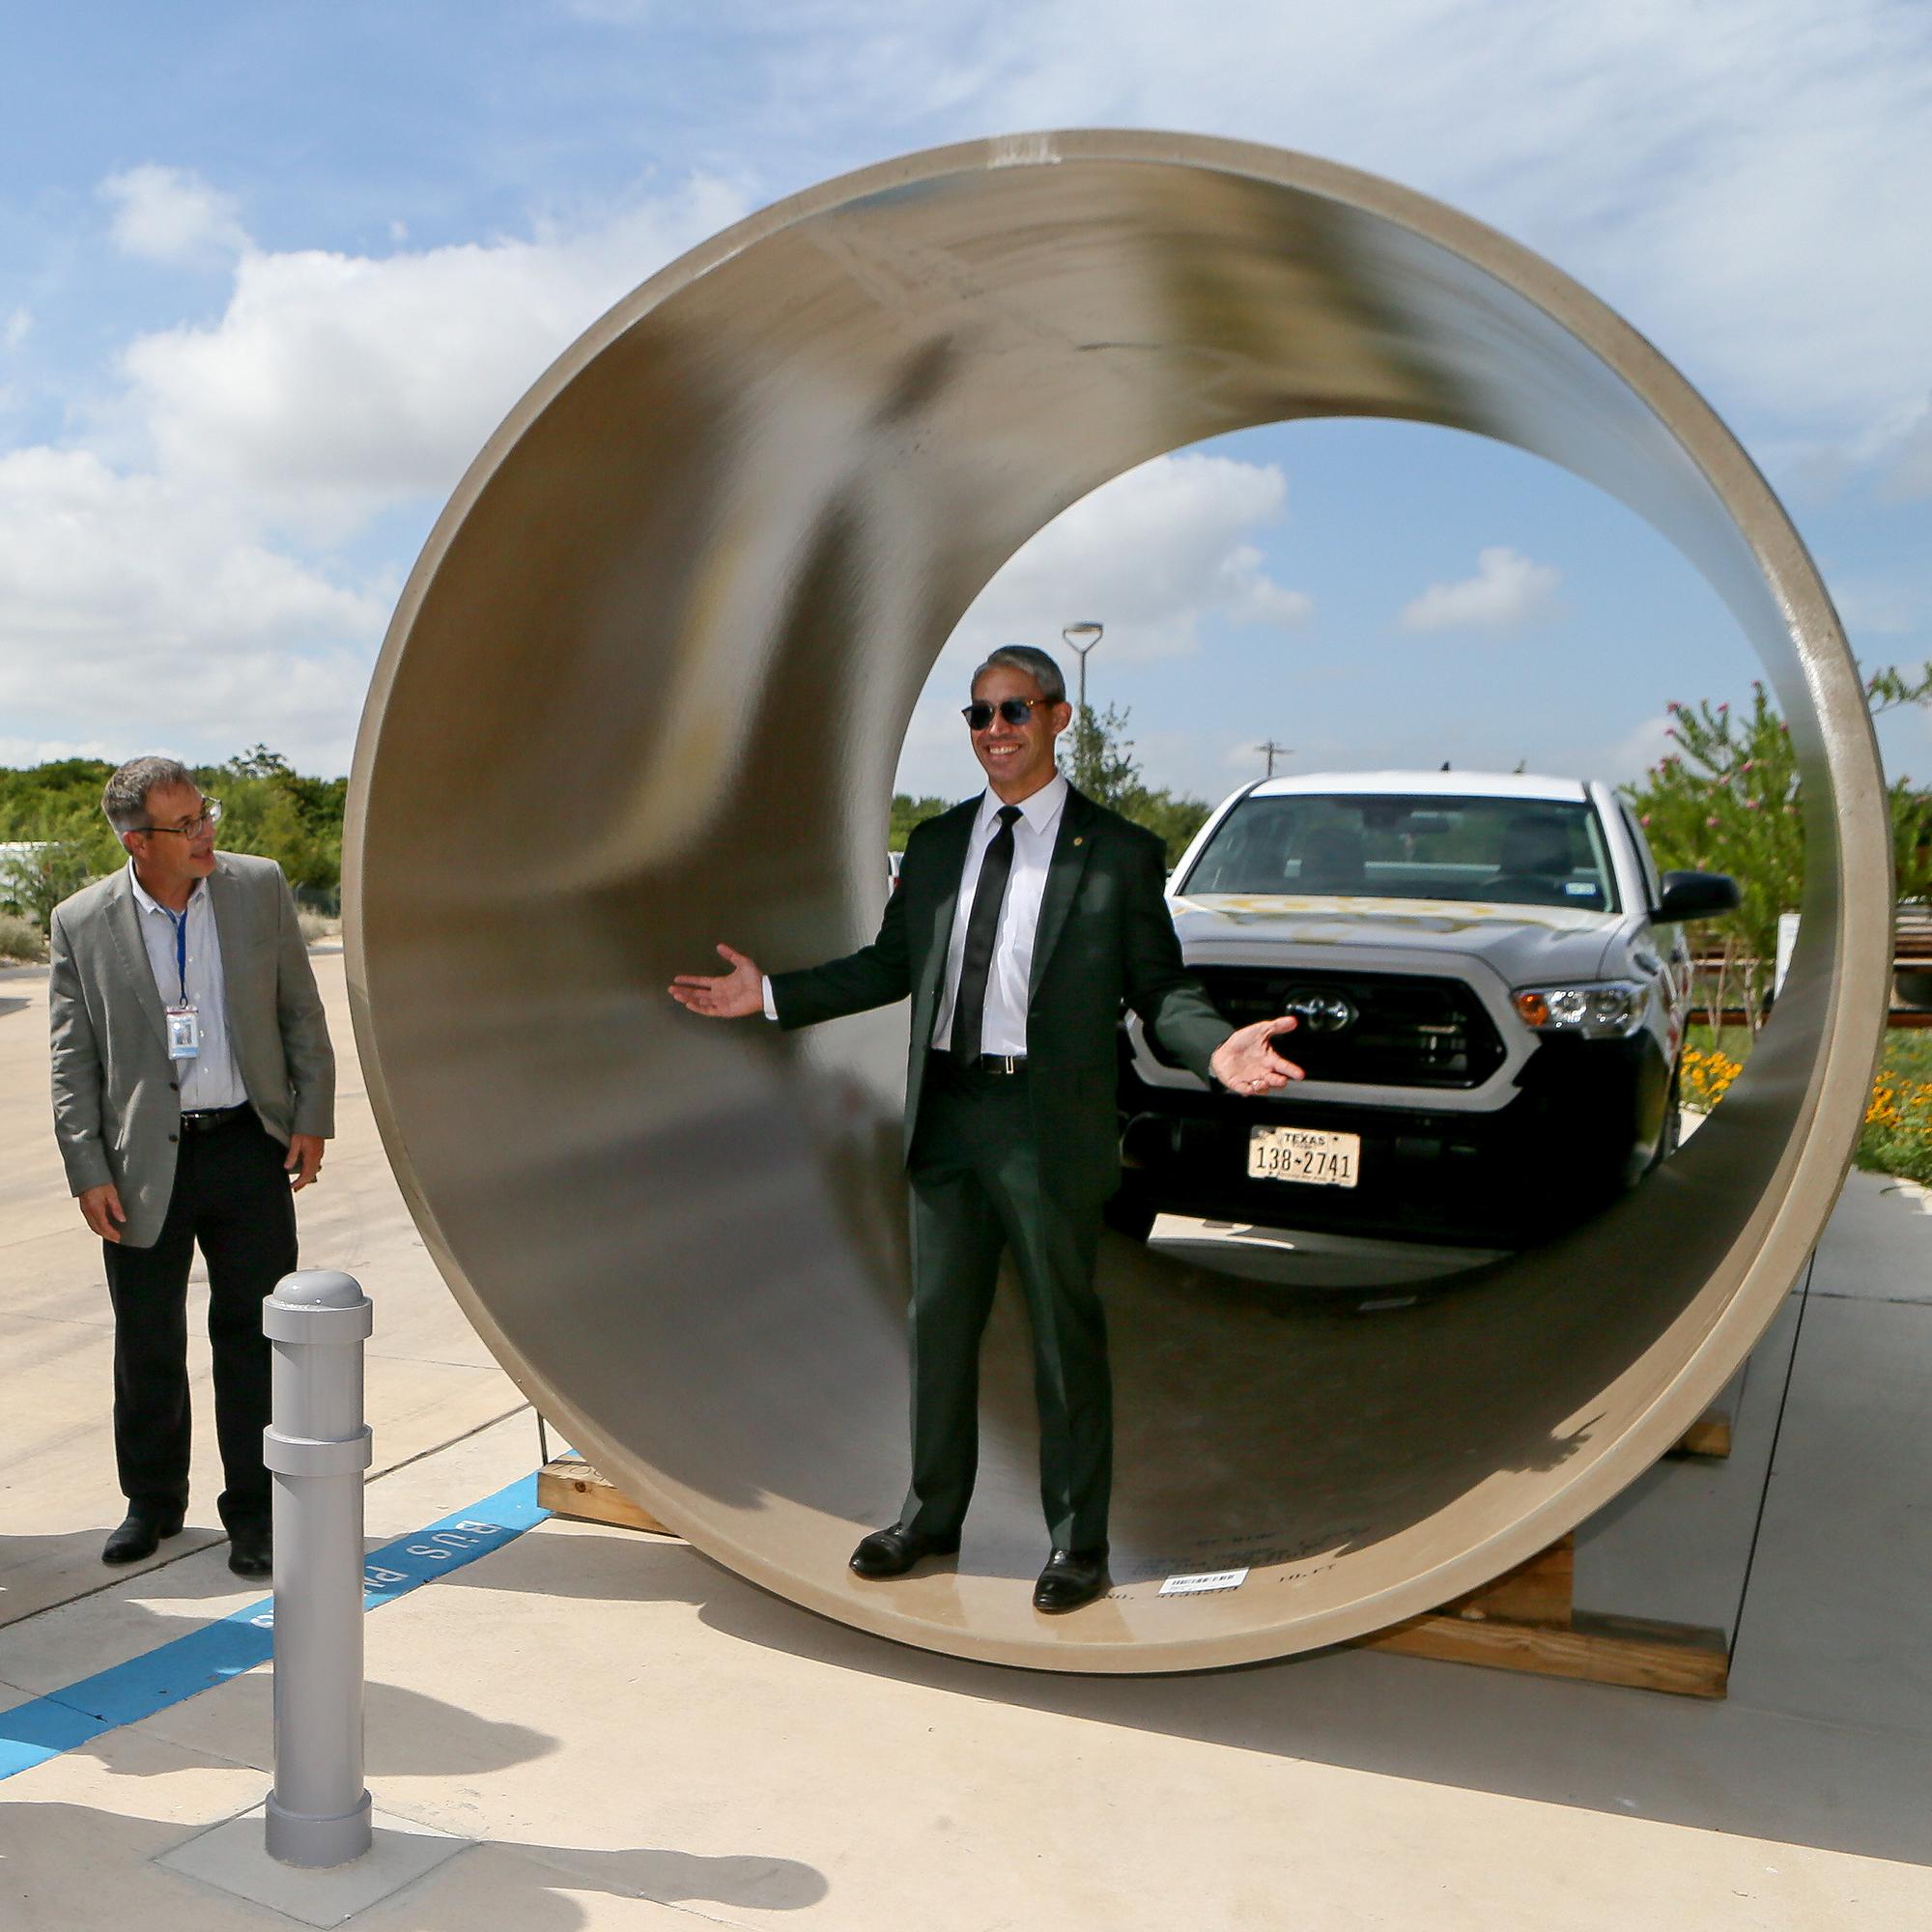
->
<box><xmin>1179</xmin><ymin>793</ymin><xmax>1619</xmax><ymax>912</ymax></box>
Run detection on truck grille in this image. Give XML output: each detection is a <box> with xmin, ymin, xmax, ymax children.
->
<box><xmin>1166</xmin><ymin>966</ymin><xmax>1506</xmax><ymax>1090</ymax></box>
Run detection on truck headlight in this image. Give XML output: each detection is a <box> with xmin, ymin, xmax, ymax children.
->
<box><xmin>1512</xmin><ymin>980</ymin><xmax>1647</xmax><ymax>1038</ymax></box>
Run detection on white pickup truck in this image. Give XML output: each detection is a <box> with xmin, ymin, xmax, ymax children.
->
<box><xmin>1115</xmin><ymin>770</ymin><xmax>1740</xmax><ymax>1262</ymax></box>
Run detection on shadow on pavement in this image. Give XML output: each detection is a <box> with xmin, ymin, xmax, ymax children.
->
<box><xmin>0</xmin><ymin>1799</ymin><xmax>829</xmax><ymax>1927</ymax></box>
<box><xmin>453</xmin><ymin>1521</ymin><xmax>1932</xmax><ymax>1871</ymax></box>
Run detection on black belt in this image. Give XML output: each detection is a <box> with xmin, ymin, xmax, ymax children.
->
<box><xmin>179</xmin><ymin>1102</ymin><xmax>253</xmax><ymax>1136</ymax></box>
<box><xmin>929</xmin><ymin>1048</ymin><xmax>1028</xmax><ymax>1077</ymax></box>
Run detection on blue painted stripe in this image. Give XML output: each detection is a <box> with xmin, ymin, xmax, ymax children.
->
<box><xmin>0</xmin><ymin>1472</ymin><xmax>547</xmax><ymax>1782</ymax></box>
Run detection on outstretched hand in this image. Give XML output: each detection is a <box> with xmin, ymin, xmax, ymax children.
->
<box><xmin>668</xmin><ymin>943</ymin><xmax>766</xmax><ymax>1020</ymax></box>
<box><xmin>1209</xmin><ymin>1014</ymin><xmax>1305</xmax><ymax>1095</ymax></box>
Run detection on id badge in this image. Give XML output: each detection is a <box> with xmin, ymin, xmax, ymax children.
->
<box><xmin>166</xmin><ymin>1005</ymin><xmax>202</xmax><ymax>1061</ymax></box>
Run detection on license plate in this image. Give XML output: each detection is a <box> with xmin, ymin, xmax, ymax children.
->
<box><xmin>1247</xmin><ymin>1125</ymin><xmax>1360</xmax><ymax>1188</ymax></box>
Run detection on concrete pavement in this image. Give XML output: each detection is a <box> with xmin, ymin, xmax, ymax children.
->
<box><xmin>5</xmin><ymin>952</ymin><xmax>1932</xmax><ymax>1927</ymax></box>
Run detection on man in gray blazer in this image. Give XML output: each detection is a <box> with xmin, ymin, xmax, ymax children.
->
<box><xmin>48</xmin><ymin>756</ymin><xmax>335</xmax><ymax>1575</ymax></box>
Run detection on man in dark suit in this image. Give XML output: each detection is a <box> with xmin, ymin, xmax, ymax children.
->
<box><xmin>48</xmin><ymin>756</ymin><xmax>335</xmax><ymax>1577</ymax></box>
<box><xmin>671</xmin><ymin>647</ymin><xmax>1301</xmax><ymax>1610</ymax></box>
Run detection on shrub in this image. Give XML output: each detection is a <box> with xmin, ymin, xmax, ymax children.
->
<box><xmin>1680</xmin><ymin>1045</ymin><xmax>1743</xmax><ymax>1112</ymax></box>
<box><xmin>1622</xmin><ymin>662</ymin><xmax>1932</xmax><ymax>1017</ymax></box>
<box><xmin>1859</xmin><ymin>1074</ymin><xmax>1932</xmax><ymax>1186</ymax></box>
<box><xmin>0</xmin><ymin>825</ymin><xmax>110</xmax><ymax>931</ymax></box>
<box><xmin>1686</xmin><ymin>1030</ymin><xmax>1932</xmax><ymax>1187</ymax></box>
<box><xmin>0</xmin><ymin>912</ymin><xmax>46</xmax><ymax>961</ymax></box>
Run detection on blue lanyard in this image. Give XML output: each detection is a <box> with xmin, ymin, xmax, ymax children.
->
<box><xmin>164</xmin><ymin>905</ymin><xmax>189</xmax><ymax>1007</ymax></box>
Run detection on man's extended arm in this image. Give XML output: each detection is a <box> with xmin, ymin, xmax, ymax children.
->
<box><xmin>1118</xmin><ymin>828</ymin><xmax>1304</xmax><ymax>1094</ymax></box>
<box><xmin>672</xmin><ymin>829</ymin><xmax>919</xmax><ymax>1028</ymax></box>
<box><xmin>1119</xmin><ymin>831</ymin><xmax>1231</xmax><ymax>1082</ymax></box>
<box><xmin>767</xmin><ymin>875</ymin><xmax>911</xmax><ymax>1029</ymax></box>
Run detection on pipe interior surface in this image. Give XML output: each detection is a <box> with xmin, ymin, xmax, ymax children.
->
<box><xmin>346</xmin><ymin>132</ymin><xmax>1891</xmax><ymax>1671</ymax></box>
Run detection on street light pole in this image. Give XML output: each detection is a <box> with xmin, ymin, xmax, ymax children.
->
<box><xmin>1062</xmin><ymin>620</ymin><xmax>1103</xmax><ymax>712</ymax></box>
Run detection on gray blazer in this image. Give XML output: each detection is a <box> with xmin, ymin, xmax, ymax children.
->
<box><xmin>48</xmin><ymin>853</ymin><xmax>336</xmax><ymax>1249</ymax></box>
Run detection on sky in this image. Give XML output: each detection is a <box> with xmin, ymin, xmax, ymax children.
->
<box><xmin>2</xmin><ymin>1</ymin><xmax>1929</xmax><ymax>811</ymax></box>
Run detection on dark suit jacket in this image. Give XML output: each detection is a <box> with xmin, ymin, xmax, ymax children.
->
<box><xmin>771</xmin><ymin>785</ymin><xmax>1231</xmax><ymax>1206</ymax></box>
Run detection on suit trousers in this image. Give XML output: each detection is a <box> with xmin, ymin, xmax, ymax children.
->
<box><xmin>901</xmin><ymin>1053</ymin><xmax>1109</xmax><ymax>1551</ymax></box>
<box><xmin>100</xmin><ymin>1112</ymin><xmax>298</xmax><ymax>1530</ymax></box>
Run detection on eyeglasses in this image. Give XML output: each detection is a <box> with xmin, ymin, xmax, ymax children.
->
<box><xmin>962</xmin><ymin>697</ymin><xmax>1052</xmax><ymax>731</ymax></box>
<box><xmin>140</xmin><ymin>798</ymin><xmax>223</xmax><ymax>838</ymax></box>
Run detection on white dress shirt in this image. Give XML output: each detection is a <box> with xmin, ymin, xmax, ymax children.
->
<box><xmin>128</xmin><ymin>861</ymin><xmax>248</xmax><ymax>1111</ymax></box>
<box><xmin>761</xmin><ymin>776</ymin><xmax>1069</xmax><ymax>1057</ymax></box>
<box><xmin>931</xmin><ymin>775</ymin><xmax>1067</xmax><ymax>1056</ymax></box>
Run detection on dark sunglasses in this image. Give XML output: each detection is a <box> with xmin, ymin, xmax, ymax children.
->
<box><xmin>962</xmin><ymin>696</ymin><xmax>1052</xmax><ymax>730</ymax></box>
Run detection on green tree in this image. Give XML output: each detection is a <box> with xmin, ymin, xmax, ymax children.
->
<box><xmin>1059</xmin><ymin>703</ymin><xmax>1212</xmax><ymax>868</ymax></box>
<box><xmin>889</xmin><ymin>793</ymin><xmax>953</xmax><ymax>850</ymax></box>
<box><xmin>203</xmin><ymin>748</ymin><xmax>345</xmax><ymax>898</ymax></box>
<box><xmin>0</xmin><ymin>802</ymin><xmax>120</xmax><ymax>930</ymax></box>
<box><xmin>0</xmin><ymin>748</ymin><xmax>351</xmax><ymax>916</ymax></box>
<box><xmin>1062</xmin><ymin>703</ymin><xmax>1143</xmax><ymax>810</ymax></box>
<box><xmin>1621</xmin><ymin>660</ymin><xmax>1932</xmax><ymax>1003</ymax></box>
<box><xmin>0</xmin><ymin>757</ymin><xmax>114</xmax><ymax>829</ymax></box>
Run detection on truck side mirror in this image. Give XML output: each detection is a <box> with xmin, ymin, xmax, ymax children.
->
<box><xmin>1656</xmin><ymin>869</ymin><xmax>1742</xmax><ymax>923</ymax></box>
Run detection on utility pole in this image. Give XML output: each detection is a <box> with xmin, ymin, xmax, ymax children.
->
<box><xmin>1259</xmin><ymin>740</ymin><xmax>1293</xmax><ymax>778</ymax></box>
<box><xmin>1062</xmin><ymin>620</ymin><xmax>1103</xmax><ymax>712</ymax></box>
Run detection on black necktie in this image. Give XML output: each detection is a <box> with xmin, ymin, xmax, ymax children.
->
<box><xmin>951</xmin><ymin>804</ymin><xmax>1023</xmax><ymax>1065</ymax></box>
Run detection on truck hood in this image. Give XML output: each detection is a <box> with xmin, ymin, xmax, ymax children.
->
<box><xmin>1166</xmin><ymin>893</ymin><xmax>1619</xmax><ymax>979</ymax></box>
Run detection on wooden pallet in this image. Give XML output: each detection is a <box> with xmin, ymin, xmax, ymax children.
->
<box><xmin>1672</xmin><ymin>1407</ymin><xmax>1733</xmax><ymax>1459</ymax></box>
<box><xmin>1357</xmin><ymin>1533</ymin><xmax>1730</xmax><ymax>1698</ymax></box>
<box><xmin>537</xmin><ymin>1458</ymin><xmax>677</xmax><ymax>1537</ymax></box>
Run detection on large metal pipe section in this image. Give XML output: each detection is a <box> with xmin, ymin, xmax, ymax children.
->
<box><xmin>345</xmin><ymin>133</ymin><xmax>1890</xmax><ymax>1672</ymax></box>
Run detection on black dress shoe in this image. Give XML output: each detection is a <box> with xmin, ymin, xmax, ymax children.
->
<box><xmin>228</xmin><ymin>1525</ymin><xmax>273</xmax><ymax>1578</ymax></box>
<box><xmin>101</xmin><ymin>1506</ymin><xmax>185</xmax><ymax>1565</ymax></box>
<box><xmin>1033</xmin><ymin>1545</ymin><xmax>1109</xmax><ymax>1612</ymax></box>
<box><xmin>848</xmin><ymin>1524</ymin><xmax>960</xmax><ymax>1578</ymax></box>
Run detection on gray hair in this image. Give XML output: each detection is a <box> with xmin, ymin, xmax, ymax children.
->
<box><xmin>102</xmin><ymin>756</ymin><xmax>195</xmax><ymax>837</ymax></box>
<box><xmin>972</xmin><ymin>645</ymin><xmax>1066</xmax><ymax>706</ymax></box>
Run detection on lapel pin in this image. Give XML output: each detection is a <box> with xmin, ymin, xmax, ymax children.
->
<box><xmin>1073</xmin><ymin>837</ymin><xmax>1084</xmax><ymax>847</ymax></box>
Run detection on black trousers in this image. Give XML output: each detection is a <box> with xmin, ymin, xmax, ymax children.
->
<box><xmin>101</xmin><ymin>1113</ymin><xmax>298</xmax><ymax>1530</ymax></box>
<box><xmin>901</xmin><ymin>1054</ymin><xmax>1110</xmax><ymax>1551</ymax></box>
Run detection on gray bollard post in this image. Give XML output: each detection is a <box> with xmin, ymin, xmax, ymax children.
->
<box><xmin>262</xmin><ymin>1268</ymin><xmax>375</xmax><ymax>1867</ymax></box>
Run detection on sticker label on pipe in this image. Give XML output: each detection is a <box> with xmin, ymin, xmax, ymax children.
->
<box><xmin>1160</xmin><ymin>1566</ymin><xmax>1249</xmax><ymax>1596</ymax></box>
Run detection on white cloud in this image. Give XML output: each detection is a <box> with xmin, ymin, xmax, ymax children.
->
<box><xmin>1399</xmin><ymin>547</ymin><xmax>1561</xmax><ymax>635</ymax></box>
<box><xmin>743</xmin><ymin>1</ymin><xmax>1932</xmax><ymax>475</ymax></box>
<box><xmin>3</xmin><ymin>308</ymin><xmax>29</xmax><ymax>352</ymax></box>
<box><xmin>100</xmin><ymin>164</ymin><xmax>248</xmax><ymax>264</ymax></box>
<box><xmin>0</xmin><ymin>172</ymin><xmax>753</xmax><ymax>770</ymax></box>
<box><xmin>0</xmin><ymin>736</ymin><xmax>119</xmax><ymax>767</ymax></box>
<box><xmin>949</xmin><ymin>452</ymin><xmax>1311</xmax><ymax>671</ymax></box>
<box><xmin>1877</xmin><ymin>399</ymin><xmax>1932</xmax><ymax>501</ymax></box>
<box><xmin>895</xmin><ymin>451</ymin><xmax>1310</xmax><ymax>796</ymax></box>
<box><xmin>0</xmin><ymin>447</ymin><xmax>388</xmax><ymax>770</ymax></box>
<box><xmin>114</xmin><ymin>175</ymin><xmax>749</xmax><ymax>538</ymax></box>
<box><xmin>1601</xmin><ymin>713</ymin><xmax>1675</xmax><ymax>786</ymax></box>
